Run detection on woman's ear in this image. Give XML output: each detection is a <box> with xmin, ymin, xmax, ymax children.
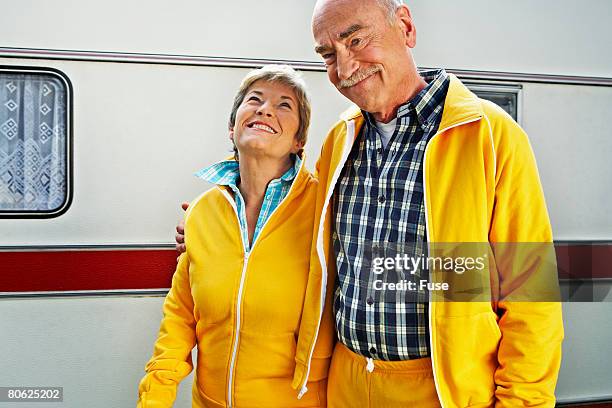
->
<box><xmin>291</xmin><ymin>138</ymin><xmax>305</xmax><ymax>154</ymax></box>
<box><xmin>229</xmin><ymin>127</ymin><xmax>234</xmax><ymax>142</ymax></box>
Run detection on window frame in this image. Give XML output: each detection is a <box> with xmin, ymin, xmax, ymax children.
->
<box><xmin>0</xmin><ymin>65</ymin><xmax>73</xmax><ymax>218</ymax></box>
<box><xmin>464</xmin><ymin>82</ymin><xmax>523</xmax><ymax>125</ymax></box>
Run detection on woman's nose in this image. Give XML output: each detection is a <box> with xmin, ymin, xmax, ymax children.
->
<box><xmin>256</xmin><ymin>102</ymin><xmax>273</xmax><ymax>117</ymax></box>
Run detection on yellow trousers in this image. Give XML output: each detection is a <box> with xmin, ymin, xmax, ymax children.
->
<box><xmin>327</xmin><ymin>343</ymin><xmax>441</xmax><ymax>408</ymax></box>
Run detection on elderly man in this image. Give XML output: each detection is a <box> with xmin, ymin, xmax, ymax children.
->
<box><xmin>177</xmin><ymin>0</ymin><xmax>563</xmax><ymax>406</ymax></box>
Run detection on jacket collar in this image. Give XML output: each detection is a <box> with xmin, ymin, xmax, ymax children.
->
<box><xmin>195</xmin><ymin>153</ymin><xmax>311</xmax><ymax>200</ymax></box>
<box><xmin>437</xmin><ymin>74</ymin><xmax>483</xmax><ymax>131</ymax></box>
<box><xmin>195</xmin><ymin>154</ymin><xmax>303</xmax><ymax>187</ymax></box>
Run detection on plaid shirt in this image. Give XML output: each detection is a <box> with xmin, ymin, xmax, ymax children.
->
<box><xmin>195</xmin><ymin>156</ymin><xmax>302</xmax><ymax>252</ymax></box>
<box><xmin>333</xmin><ymin>69</ymin><xmax>450</xmax><ymax>360</ymax></box>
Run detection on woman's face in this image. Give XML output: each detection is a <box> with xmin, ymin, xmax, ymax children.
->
<box><xmin>231</xmin><ymin>80</ymin><xmax>302</xmax><ymax>161</ymax></box>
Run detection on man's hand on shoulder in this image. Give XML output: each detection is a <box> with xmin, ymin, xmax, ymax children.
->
<box><xmin>175</xmin><ymin>202</ymin><xmax>189</xmax><ymax>260</ymax></box>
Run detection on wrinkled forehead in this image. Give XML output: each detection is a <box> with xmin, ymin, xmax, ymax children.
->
<box><xmin>312</xmin><ymin>0</ymin><xmax>383</xmax><ymax>41</ymax></box>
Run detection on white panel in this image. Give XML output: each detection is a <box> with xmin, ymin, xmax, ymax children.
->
<box><xmin>0</xmin><ymin>297</ymin><xmax>610</xmax><ymax>406</ymax></box>
<box><xmin>411</xmin><ymin>0</ymin><xmax>612</xmax><ymax>77</ymax></box>
<box><xmin>522</xmin><ymin>83</ymin><xmax>612</xmax><ymax>240</ymax></box>
<box><xmin>0</xmin><ymin>296</ymin><xmax>194</xmax><ymax>408</ymax></box>
<box><xmin>556</xmin><ymin>302</ymin><xmax>612</xmax><ymax>403</ymax></box>
<box><xmin>2</xmin><ymin>57</ymin><xmax>610</xmax><ymax>243</ymax></box>
<box><xmin>0</xmin><ymin>0</ymin><xmax>610</xmax><ymax>77</ymax></box>
<box><xmin>0</xmin><ymin>0</ymin><xmax>318</xmax><ymax>62</ymax></box>
<box><xmin>0</xmin><ymin>58</ymin><xmax>348</xmax><ymax>245</ymax></box>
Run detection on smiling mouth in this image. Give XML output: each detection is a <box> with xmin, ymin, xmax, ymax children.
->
<box><xmin>247</xmin><ymin>122</ymin><xmax>277</xmax><ymax>134</ymax></box>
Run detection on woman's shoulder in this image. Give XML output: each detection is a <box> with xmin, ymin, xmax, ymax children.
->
<box><xmin>184</xmin><ymin>186</ymin><xmax>227</xmax><ymax>222</ymax></box>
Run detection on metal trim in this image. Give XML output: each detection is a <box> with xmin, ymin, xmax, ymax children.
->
<box><xmin>556</xmin><ymin>396</ymin><xmax>612</xmax><ymax>406</ymax></box>
<box><xmin>0</xmin><ymin>47</ymin><xmax>324</xmax><ymax>71</ymax></box>
<box><xmin>1</xmin><ymin>47</ymin><xmax>611</xmax><ymax>87</ymax></box>
<box><xmin>0</xmin><ymin>243</ymin><xmax>175</xmax><ymax>251</ymax></box>
<box><xmin>427</xmin><ymin>67</ymin><xmax>612</xmax><ymax>87</ymax></box>
<box><xmin>559</xmin><ymin>278</ymin><xmax>612</xmax><ymax>283</ymax></box>
<box><xmin>0</xmin><ymin>241</ymin><xmax>608</xmax><ymax>252</ymax></box>
<box><xmin>555</xmin><ymin>240</ymin><xmax>612</xmax><ymax>245</ymax></box>
<box><xmin>462</xmin><ymin>83</ymin><xmax>522</xmax><ymax>92</ymax></box>
<box><xmin>0</xmin><ymin>288</ymin><xmax>169</xmax><ymax>299</ymax></box>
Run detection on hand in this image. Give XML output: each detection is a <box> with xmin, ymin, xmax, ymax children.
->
<box><xmin>175</xmin><ymin>202</ymin><xmax>189</xmax><ymax>259</ymax></box>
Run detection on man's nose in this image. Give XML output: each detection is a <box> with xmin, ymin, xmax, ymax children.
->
<box><xmin>336</xmin><ymin>51</ymin><xmax>358</xmax><ymax>81</ymax></box>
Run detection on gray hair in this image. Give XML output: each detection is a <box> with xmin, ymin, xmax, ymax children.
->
<box><xmin>229</xmin><ymin>64</ymin><xmax>311</xmax><ymax>159</ymax></box>
<box><xmin>376</xmin><ymin>0</ymin><xmax>403</xmax><ymax>23</ymax></box>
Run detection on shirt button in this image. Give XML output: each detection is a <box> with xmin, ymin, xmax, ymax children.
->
<box><xmin>376</xmin><ymin>147</ymin><xmax>382</xmax><ymax>154</ymax></box>
<box><xmin>378</xmin><ymin>195</ymin><xmax>385</xmax><ymax>203</ymax></box>
<box><xmin>370</xmin><ymin>347</ymin><xmax>377</xmax><ymax>355</ymax></box>
<box><xmin>367</xmin><ymin>297</ymin><xmax>374</xmax><ymax>305</ymax></box>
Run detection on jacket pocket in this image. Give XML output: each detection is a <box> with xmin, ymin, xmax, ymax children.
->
<box><xmin>435</xmin><ymin>312</ymin><xmax>500</xmax><ymax>407</ymax></box>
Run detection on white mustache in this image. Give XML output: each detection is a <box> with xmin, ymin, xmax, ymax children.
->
<box><xmin>338</xmin><ymin>66</ymin><xmax>382</xmax><ymax>88</ymax></box>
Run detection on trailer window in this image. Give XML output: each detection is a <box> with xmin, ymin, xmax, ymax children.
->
<box><xmin>466</xmin><ymin>83</ymin><xmax>521</xmax><ymax>123</ymax></box>
<box><xmin>0</xmin><ymin>67</ymin><xmax>72</xmax><ymax>217</ymax></box>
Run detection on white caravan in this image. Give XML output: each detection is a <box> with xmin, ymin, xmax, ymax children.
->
<box><xmin>0</xmin><ymin>1</ymin><xmax>611</xmax><ymax>407</ymax></box>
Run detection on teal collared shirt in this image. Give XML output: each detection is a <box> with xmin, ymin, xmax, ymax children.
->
<box><xmin>195</xmin><ymin>155</ymin><xmax>302</xmax><ymax>252</ymax></box>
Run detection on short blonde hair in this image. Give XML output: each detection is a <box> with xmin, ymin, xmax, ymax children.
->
<box><xmin>229</xmin><ymin>64</ymin><xmax>311</xmax><ymax>159</ymax></box>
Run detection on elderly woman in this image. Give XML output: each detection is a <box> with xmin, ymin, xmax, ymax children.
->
<box><xmin>137</xmin><ymin>65</ymin><xmax>332</xmax><ymax>408</ymax></box>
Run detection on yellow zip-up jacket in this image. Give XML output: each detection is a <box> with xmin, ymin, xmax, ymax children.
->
<box><xmin>138</xmin><ymin>161</ymin><xmax>335</xmax><ymax>407</ymax></box>
<box><xmin>294</xmin><ymin>74</ymin><xmax>564</xmax><ymax>407</ymax></box>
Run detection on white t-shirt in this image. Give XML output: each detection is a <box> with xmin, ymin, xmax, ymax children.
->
<box><xmin>375</xmin><ymin>117</ymin><xmax>398</xmax><ymax>148</ymax></box>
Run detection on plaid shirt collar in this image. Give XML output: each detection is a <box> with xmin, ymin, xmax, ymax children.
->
<box><xmin>363</xmin><ymin>69</ymin><xmax>449</xmax><ymax>133</ymax></box>
<box><xmin>194</xmin><ymin>155</ymin><xmax>302</xmax><ymax>188</ymax></box>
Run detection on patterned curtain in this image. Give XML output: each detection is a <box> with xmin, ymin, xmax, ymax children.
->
<box><xmin>0</xmin><ymin>73</ymin><xmax>67</xmax><ymax>212</ymax></box>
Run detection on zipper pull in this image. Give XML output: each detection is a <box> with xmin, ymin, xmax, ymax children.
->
<box><xmin>297</xmin><ymin>385</ymin><xmax>308</xmax><ymax>399</ymax></box>
<box><xmin>366</xmin><ymin>357</ymin><xmax>374</xmax><ymax>373</ymax></box>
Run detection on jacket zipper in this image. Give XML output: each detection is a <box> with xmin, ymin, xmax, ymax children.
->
<box><xmin>423</xmin><ymin>115</ymin><xmax>482</xmax><ymax>408</ymax></box>
<box><xmin>227</xmin><ymin>250</ymin><xmax>250</xmax><ymax>408</ymax></box>
<box><xmin>220</xmin><ymin>187</ymin><xmax>249</xmax><ymax>408</ymax></box>
<box><xmin>220</xmin><ymin>160</ymin><xmax>304</xmax><ymax>407</ymax></box>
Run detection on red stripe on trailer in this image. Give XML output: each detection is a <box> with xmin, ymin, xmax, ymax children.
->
<box><xmin>0</xmin><ymin>244</ymin><xmax>609</xmax><ymax>293</ymax></box>
<box><xmin>0</xmin><ymin>249</ymin><xmax>177</xmax><ymax>292</ymax></box>
<box><xmin>555</xmin><ymin>243</ymin><xmax>612</xmax><ymax>280</ymax></box>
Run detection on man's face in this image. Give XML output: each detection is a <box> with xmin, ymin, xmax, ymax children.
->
<box><xmin>312</xmin><ymin>0</ymin><xmax>416</xmax><ymax>116</ymax></box>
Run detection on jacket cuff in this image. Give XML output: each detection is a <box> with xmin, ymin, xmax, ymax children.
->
<box><xmin>137</xmin><ymin>392</ymin><xmax>173</xmax><ymax>408</ymax></box>
<box><xmin>291</xmin><ymin>357</ymin><xmax>331</xmax><ymax>390</ymax></box>
<box><xmin>292</xmin><ymin>361</ymin><xmax>308</xmax><ymax>390</ymax></box>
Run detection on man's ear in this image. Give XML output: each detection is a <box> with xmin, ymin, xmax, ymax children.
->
<box><xmin>396</xmin><ymin>5</ymin><xmax>417</xmax><ymax>48</ymax></box>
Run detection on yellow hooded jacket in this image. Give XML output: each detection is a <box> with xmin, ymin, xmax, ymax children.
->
<box><xmin>293</xmin><ymin>74</ymin><xmax>564</xmax><ymax>407</ymax></box>
<box><xmin>137</xmin><ymin>159</ymin><xmax>335</xmax><ymax>407</ymax></box>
